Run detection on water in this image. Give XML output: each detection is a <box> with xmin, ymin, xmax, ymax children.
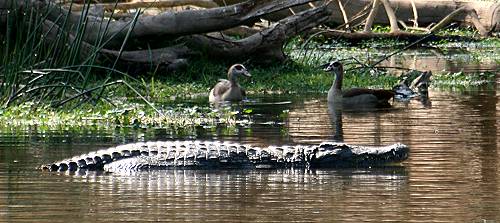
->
<box><xmin>1</xmin><ymin>54</ymin><xmax>499</xmax><ymax>222</ymax></box>
<box><xmin>297</xmin><ymin>44</ymin><xmax>499</xmax><ymax>74</ymax></box>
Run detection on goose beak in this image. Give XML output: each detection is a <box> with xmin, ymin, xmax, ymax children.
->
<box><xmin>242</xmin><ymin>70</ymin><xmax>251</xmax><ymax>77</ymax></box>
<box><xmin>319</xmin><ymin>63</ymin><xmax>331</xmax><ymax>71</ymax></box>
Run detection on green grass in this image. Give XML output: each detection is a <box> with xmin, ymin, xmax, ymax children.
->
<box><xmin>0</xmin><ymin>59</ymin><xmax>496</xmax><ymax>131</ymax></box>
<box><xmin>2</xmin><ymin>54</ymin><xmax>495</xmax><ymax>131</ymax></box>
<box><xmin>1</xmin><ymin>11</ymin><xmax>498</xmax><ymax>132</ymax></box>
<box><xmin>0</xmin><ymin>57</ymin><xmax>404</xmax><ymax>130</ymax></box>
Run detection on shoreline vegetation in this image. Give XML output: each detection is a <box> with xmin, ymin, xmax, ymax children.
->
<box><xmin>0</xmin><ymin>48</ymin><xmax>497</xmax><ymax>131</ymax></box>
<box><xmin>1</xmin><ymin>11</ymin><xmax>498</xmax><ymax>131</ymax></box>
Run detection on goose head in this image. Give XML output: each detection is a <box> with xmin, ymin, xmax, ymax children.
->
<box><xmin>322</xmin><ymin>61</ymin><xmax>344</xmax><ymax>93</ymax></box>
<box><xmin>322</xmin><ymin>61</ymin><xmax>344</xmax><ymax>75</ymax></box>
<box><xmin>410</xmin><ymin>71</ymin><xmax>432</xmax><ymax>91</ymax></box>
<box><xmin>228</xmin><ymin>64</ymin><xmax>251</xmax><ymax>82</ymax></box>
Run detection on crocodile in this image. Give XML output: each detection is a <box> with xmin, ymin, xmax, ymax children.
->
<box><xmin>41</xmin><ymin>140</ymin><xmax>409</xmax><ymax>173</ymax></box>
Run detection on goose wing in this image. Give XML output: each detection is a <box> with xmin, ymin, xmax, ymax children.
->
<box><xmin>211</xmin><ymin>79</ymin><xmax>231</xmax><ymax>98</ymax></box>
<box><xmin>241</xmin><ymin>88</ymin><xmax>246</xmax><ymax>97</ymax></box>
<box><xmin>343</xmin><ymin>88</ymin><xmax>394</xmax><ymax>100</ymax></box>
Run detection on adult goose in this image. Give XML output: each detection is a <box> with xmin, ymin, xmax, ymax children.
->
<box><xmin>324</xmin><ymin>61</ymin><xmax>394</xmax><ymax>108</ymax></box>
<box><xmin>393</xmin><ymin>70</ymin><xmax>432</xmax><ymax>99</ymax></box>
<box><xmin>209</xmin><ymin>64</ymin><xmax>251</xmax><ymax>103</ymax></box>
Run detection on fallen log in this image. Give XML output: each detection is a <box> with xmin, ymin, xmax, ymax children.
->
<box><xmin>66</xmin><ymin>0</ymin><xmax>219</xmax><ymax>11</ymax></box>
<box><xmin>34</xmin><ymin>0</ymin><xmax>321</xmax><ymax>48</ymax></box>
<box><xmin>184</xmin><ymin>3</ymin><xmax>331</xmax><ymax>63</ymax></box>
<box><xmin>337</xmin><ymin>0</ymin><xmax>498</xmax><ymax>34</ymax></box>
<box><xmin>221</xmin><ymin>0</ymin><xmax>500</xmax><ymax>35</ymax></box>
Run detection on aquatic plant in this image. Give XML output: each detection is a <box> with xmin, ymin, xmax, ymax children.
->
<box><xmin>0</xmin><ymin>101</ymin><xmax>247</xmax><ymax>130</ymax></box>
<box><xmin>432</xmin><ymin>71</ymin><xmax>496</xmax><ymax>89</ymax></box>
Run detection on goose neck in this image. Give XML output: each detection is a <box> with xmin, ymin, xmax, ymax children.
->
<box><xmin>333</xmin><ymin>70</ymin><xmax>343</xmax><ymax>91</ymax></box>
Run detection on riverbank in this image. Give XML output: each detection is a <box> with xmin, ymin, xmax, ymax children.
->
<box><xmin>1</xmin><ymin>31</ymin><xmax>498</xmax><ymax>131</ymax></box>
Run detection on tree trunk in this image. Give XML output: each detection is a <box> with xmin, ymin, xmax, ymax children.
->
<box><xmin>230</xmin><ymin>0</ymin><xmax>500</xmax><ymax>33</ymax></box>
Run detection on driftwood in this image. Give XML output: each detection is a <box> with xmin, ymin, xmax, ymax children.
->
<box><xmin>214</xmin><ymin>0</ymin><xmax>499</xmax><ymax>44</ymax></box>
<box><xmin>112</xmin><ymin>3</ymin><xmax>330</xmax><ymax>69</ymax></box>
<box><xmin>295</xmin><ymin>0</ymin><xmax>498</xmax><ymax>43</ymax></box>
<box><xmin>186</xmin><ymin>5</ymin><xmax>330</xmax><ymax>63</ymax></box>
<box><xmin>1</xmin><ymin>0</ymin><xmax>498</xmax><ymax>74</ymax></box>
<box><xmin>355</xmin><ymin>0</ymin><xmax>499</xmax><ymax>33</ymax></box>
<box><xmin>227</xmin><ymin>0</ymin><xmax>500</xmax><ymax>36</ymax></box>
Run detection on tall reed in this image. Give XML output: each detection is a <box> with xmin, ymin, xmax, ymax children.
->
<box><xmin>0</xmin><ymin>0</ymin><xmax>140</xmax><ymax>108</ymax></box>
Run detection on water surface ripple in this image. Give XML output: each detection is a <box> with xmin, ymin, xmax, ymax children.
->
<box><xmin>1</xmin><ymin>87</ymin><xmax>499</xmax><ymax>222</ymax></box>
